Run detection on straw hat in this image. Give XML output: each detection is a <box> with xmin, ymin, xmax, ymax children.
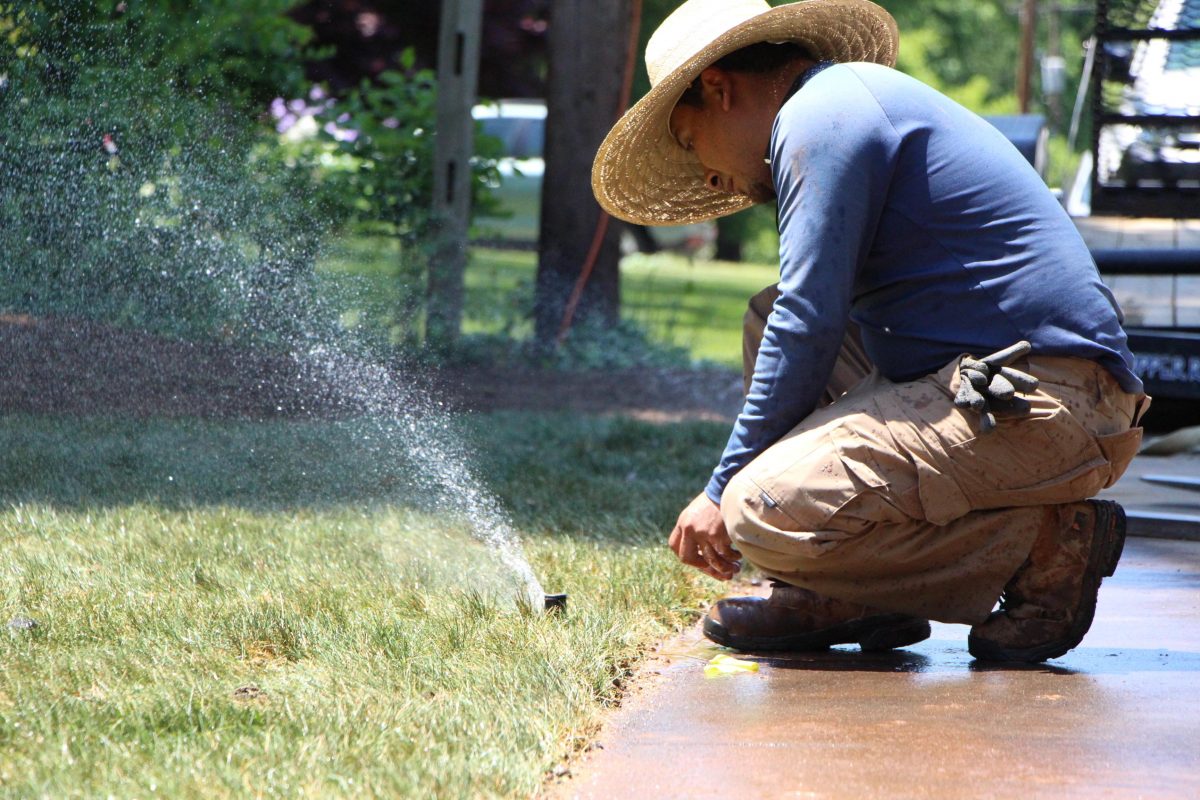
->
<box><xmin>591</xmin><ymin>0</ymin><xmax>898</xmax><ymax>226</ymax></box>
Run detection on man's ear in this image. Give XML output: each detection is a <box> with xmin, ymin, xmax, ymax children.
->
<box><xmin>699</xmin><ymin>67</ymin><xmax>733</xmax><ymax>112</ymax></box>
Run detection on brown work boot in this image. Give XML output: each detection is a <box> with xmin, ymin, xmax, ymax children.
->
<box><xmin>703</xmin><ymin>582</ymin><xmax>931</xmax><ymax>652</ymax></box>
<box><xmin>968</xmin><ymin>500</ymin><xmax>1127</xmax><ymax>663</ymax></box>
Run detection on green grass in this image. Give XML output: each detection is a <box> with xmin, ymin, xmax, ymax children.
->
<box><xmin>621</xmin><ymin>253</ymin><xmax>776</xmax><ymax>366</ymax></box>
<box><xmin>315</xmin><ymin>241</ymin><xmax>776</xmax><ymax>367</ymax></box>
<box><xmin>316</xmin><ymin>239</ymin><xmax>540</xmax><ymax>344</ymax></box>
<box><xmin>2</xmin><ymin>231</ymin><xmax>765</xmax><ymax>795</ymax></box>
<box><xmin>0</xmin><ymin>412</ymin><xmax>728</xmax><ymax>798</ymax></box>
<box><xmin>473</xmin><ymin>174</ymin><xmax>543</xmax><ymax>243</ymax></box>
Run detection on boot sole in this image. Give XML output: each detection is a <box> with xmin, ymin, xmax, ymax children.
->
<box><xmin>968</xmin><ymin>500</ymin><xmax>1126</xmax><ymax>663</ymax></box>
<box><xmin>703</xmin><ymin>613</ymin><xmax>931</xmax><ymax>653</ymax></box>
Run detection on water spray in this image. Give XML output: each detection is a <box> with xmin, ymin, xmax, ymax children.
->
<box><xmin>2</xmin><ymin>4</ymin><xmax>551</xmax><ymax>615</ymax></box>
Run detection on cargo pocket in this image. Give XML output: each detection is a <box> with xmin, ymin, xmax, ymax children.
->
<box><xmin>1097</xmin><ymin>427</ymin><xmax>1143</xmax><ymax>488</ymax></box>
<box><xmin>947</xmin><ymin>406</ymin><xmax>1109</xmax><ymax>509</ymax></box>
<box><xmin>754</xmin><ymin>426</ymin><xmax>890</xmax><ymax>535</ymax></box>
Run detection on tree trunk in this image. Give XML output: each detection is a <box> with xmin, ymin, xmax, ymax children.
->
<box><xmin>428</xmin><ymin>0</ymin><xmax>483</xmax><ymax>348</ymax></box>
<box><xmin>626</xmin><ymin>223</ymin><xmax>661</xmax><ymax>254</ymax></box>
<box><xmin>534</xmin><ymin>0</ymin><xmax>635</xmax><ymax>345</ymax></box>
<box><xmin>715</xmin><ymin>214</ymin><xmax>744</xmax><ymax>262</ymax></box>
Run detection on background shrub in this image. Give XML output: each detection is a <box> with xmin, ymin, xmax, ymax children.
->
<box><xmin>0</xmin><ymin>1</ymin><xmax>335</xmax><ymax>342</ymax></box>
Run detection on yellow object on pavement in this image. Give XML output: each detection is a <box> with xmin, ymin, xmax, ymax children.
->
<box><xmin>704</xmin><ymin>653</ymin><xmax>760</xmax><ymax>677</ymax></box>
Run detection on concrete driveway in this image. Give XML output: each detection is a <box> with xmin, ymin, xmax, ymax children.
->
<box><xmin>555</xmin><ymin>488</ymin><xmax>1200</xmax><ymax>799</ymax></box>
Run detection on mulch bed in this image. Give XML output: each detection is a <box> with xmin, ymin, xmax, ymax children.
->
<box><xmin>0</xmin><ymin>314</ymin><xmax>741</xmax><ymax>422</ymax></box>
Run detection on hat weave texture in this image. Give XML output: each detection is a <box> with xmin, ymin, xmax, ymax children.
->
<box><xmin>592</xmin><ymin>0</ymin><xmax>898</xmax><ymax>226</ymax></box>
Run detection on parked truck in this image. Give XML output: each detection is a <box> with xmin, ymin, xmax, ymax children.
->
<box><xmin>1077</xmin><ymin>0</ymin><xmax>1200</xmax><ymax>411</ymax></box>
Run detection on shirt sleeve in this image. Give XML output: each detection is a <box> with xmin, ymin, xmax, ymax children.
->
<box><xmin>704</xmin><ymin>69</ymin><xmax>902</xmax><ymax>505</ymax></box>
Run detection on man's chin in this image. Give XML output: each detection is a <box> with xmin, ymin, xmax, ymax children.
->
<box><xmin>744</xmin><ymin>183</ymin><xmax>777</xmax><ymax>204</ymax></box>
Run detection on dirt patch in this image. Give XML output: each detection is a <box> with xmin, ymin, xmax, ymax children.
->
<box><xmin>0</xmin><ymin>314</ymin><xmax>741</xmax><ymax>421</ymax></box>
<box><xmin>437</xmin><ymin>365</ymin><xmax>742</xmax><ymax>421</ymax></box>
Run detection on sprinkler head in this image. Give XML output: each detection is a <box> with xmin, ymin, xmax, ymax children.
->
<box><xmin>543</xmin><ymin>593</ymin><xmax>568</xmax><ymax>614</ymax></box>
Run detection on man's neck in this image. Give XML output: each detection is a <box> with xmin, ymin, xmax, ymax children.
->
<box><xmin>766</xmin><ymin>58</ymin><xmax>817</xmax><ymax>109</ymax></box>
<box><xmin>758</xmin><ymin>59</ymin><xmax>820</xmax><ymax>167</ymax></box>
<box><xmin>735</xmin><ymin>59</ymin><xmax>817</xmax><ymax>156</ymax></box>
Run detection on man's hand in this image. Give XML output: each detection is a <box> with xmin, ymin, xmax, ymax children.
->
<box><xmin>668</xmin><ymin>492</ymin><xmax>742</xmax><ymax>581</ymax></box>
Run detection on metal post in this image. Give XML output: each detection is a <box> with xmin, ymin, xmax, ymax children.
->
<box><xmin>1067</xmin><ymin>36</ymin><xmax>1095</xmax><ymax>152</ymax></box>
<box><xmin>428</xmin><ymin>0</ymin><xmax>483</xmax><ymax>347</ymax></box>
<box><xmin>1017</xmin><ymin>0</ymin><xmax>1039</xmax><ymax>113</ymax></box>
<box><xmin>1090</xmin><ymin>0</ymin><xmax>1110</xmax><ymax>213</ymax></box>
<box><xmin>1043</xmin><ymin>0</ymin><xmax>1063</xmax><ymax>128</ymax></box>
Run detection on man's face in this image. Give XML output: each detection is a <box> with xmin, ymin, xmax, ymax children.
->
<box><xmin>668</xmin><ymin>69</ymin><xmax>776</xmax><ymax>204</ymax></box>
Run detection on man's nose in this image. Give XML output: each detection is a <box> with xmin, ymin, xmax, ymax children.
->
<box><xmin>703</xmin><ymin>169</ymin><xmax>729</xmax><ymax>193</ymax></box>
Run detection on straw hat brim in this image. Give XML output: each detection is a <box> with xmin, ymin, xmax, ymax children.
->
<box><xmin>592</xmin><ymin>0</ymin><xmax>898</xmax><ymax>227</ymax></box>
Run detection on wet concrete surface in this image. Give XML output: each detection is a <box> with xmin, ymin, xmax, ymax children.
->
<box><xmin>555</xmin><ymin>537</ymin><xmax>1200</xmax><ymax>799</ymax></box>
<box><xmin>1099</xmin><ymin>452</ymin><xmax>1200</xmax><ymax>541</ymax></box>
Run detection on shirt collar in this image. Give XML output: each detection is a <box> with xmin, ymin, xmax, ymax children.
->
<box><xmin>764</xmin><ymin>60</ymin><xmax>836</xmax><ymax>166</ymax></box>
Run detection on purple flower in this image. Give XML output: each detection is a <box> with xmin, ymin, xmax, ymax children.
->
<box><xmin>276</xmin><ymin>113</ymin><xmax>298</xmax><ymax>134</ymax></box>
<box><xmin>323</xmin><ymin>122</ymin><xmax>359</xmax><ymax>143</ymax></box>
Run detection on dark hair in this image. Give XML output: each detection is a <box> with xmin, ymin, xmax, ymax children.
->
<box><xmin>676</xmin><ymin>41</ymin><xmax>815</xmax><ymax>108</ymax></box>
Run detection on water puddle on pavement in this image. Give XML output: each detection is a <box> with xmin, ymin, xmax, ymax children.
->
<box><xmin>655</xmin><ymin>634</ymin><xmax>725</xmax><ymax>665</ymax></box>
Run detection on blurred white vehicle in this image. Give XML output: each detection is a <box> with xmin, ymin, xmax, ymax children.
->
<box><xmin>472</xmin><ymin>99</ymin><xmax>714</xmax><ymax>252</ymax></box>
<box><xmin>472</xmin><ymin>99</ymin><xmax>545</xmax><ymax>243</ymax></box>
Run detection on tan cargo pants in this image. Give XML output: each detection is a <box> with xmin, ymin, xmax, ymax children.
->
<box><xmin>725</xmin><ymin>286</ymin><xmax>1148</xmax><ymax>625</ymax></box>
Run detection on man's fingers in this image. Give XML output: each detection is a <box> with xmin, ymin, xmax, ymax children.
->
<box><xmin>698</xmin><ymin>549</ymin><xmax>736</xmax><ymax>580</ymax></box>
<box><xmin>705</xmin><ymin>546</ymin><xmax>742</xmax><ymax>575</ymax></box>
<box><xmin>672</xmin><ymin>529</ymin><xmax>737</xmax><ymax>578</ymax></box>
<box><xmin>709</xmin><ymin>536</ymin><xmax>741</xmax><ymax>563</ymax></box>
<box><xmin>667</xmin><ymin>493</ymin><xmax>740</xmax><ymax>580</ymax></box>
<box><xmin>698</xmin><ymin>541</ymin><xmax>740</xmax><ymax>578</ymax></box>
<box><xmin>667</xmin><ymin>524</ymin><xmax>683</xmax><ymax>555</ymax></box>
<box><xmin>673</xmin><ymin>528</ymin><xmax>709</xmax><ymax>569</ymax></box>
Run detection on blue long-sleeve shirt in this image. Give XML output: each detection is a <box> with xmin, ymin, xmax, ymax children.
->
<box><xmin>705</xmin><ymin>63</ymin><xmax>1141</xmax><ymax>504</ymax></box>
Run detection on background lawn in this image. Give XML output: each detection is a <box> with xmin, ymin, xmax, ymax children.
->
<box><xmin>1</xmin><ymin>241</ymin><xmax>765</xmax><ymax>797</ymax></box>
<box><xmin>0</xmin><ymin>412</ymin><xmax>729</xmax><ymax>798</ymax></box>
<box><xmin>317</xmin><ymin>240</ymin><xmax>777</xmax><ymax>367</ymax></box>
<box><xmin>621</xmin><ymin>253</ymin><xmax>777</xmax><ymax>366</ymax></box>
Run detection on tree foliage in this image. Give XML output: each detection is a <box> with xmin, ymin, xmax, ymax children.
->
<box><xmin>0</xmin><ymin>1</ymin><xmax>330</xmax><ymax>340</ymax></box>
<box><xmin>635</xmin><ymin>0</ymin><xmax>1091</xmax><ymax>116</ymax></box>
<box><xmin>634</xmin><ymin>0</ymin><xmax>1094</xmax><ymax>261</ymax></box>
<box><xmin>0</xmin><ymin>3</ymin><xmax>502</xmax><ymax>346</ymax></box>
<box><xmin>1</xmin><ymin>0</ymin><xmax>316</xmax><ymax>105</ymax></box>
<box><xmin>270</xmin><ymin>52</ymin><xmax>504</xmax><ymax>346</ymax></box>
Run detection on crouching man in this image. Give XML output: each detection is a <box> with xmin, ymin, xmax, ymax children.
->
<box><xmin>591</xmin><ymin>0</ymin><xmax>1148</xmax><ymax>662</ymax></box>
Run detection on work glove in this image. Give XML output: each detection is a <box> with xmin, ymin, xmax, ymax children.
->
<box><xmin>953</xmin><ymin>340</ymin><xmax>1040</xmax><ymax>434</ymax></box>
